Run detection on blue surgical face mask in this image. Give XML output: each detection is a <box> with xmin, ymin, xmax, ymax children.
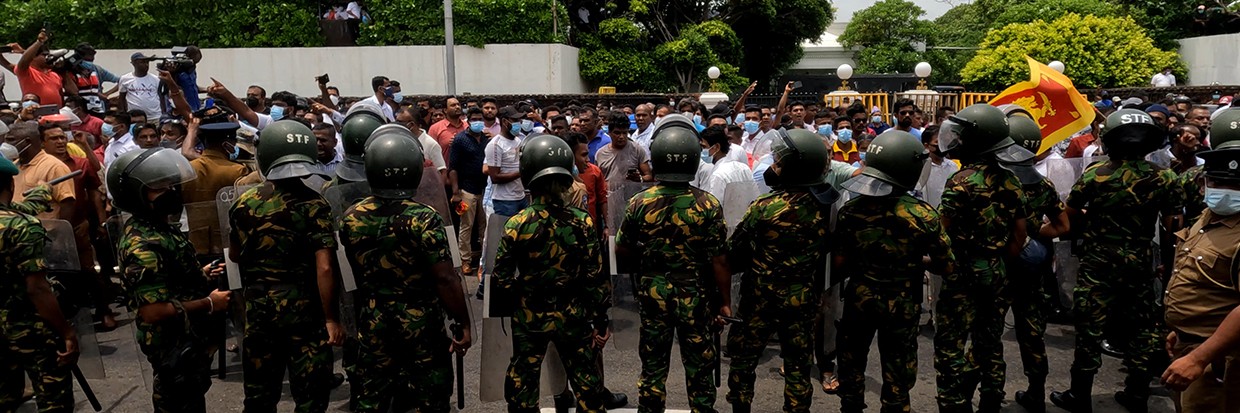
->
<box><xmin>859</xmin><ymin>151</ymin><xmax>867</xmax><ymax>161</ymax></box>
<box><xmin>601</xmin><ymin>124</ymin><xmax>609</xmax><ymax>134</ymax></box>
<box><xmin>1214</xmin><ymin>94</ymin><xmax>1222</xmax><ymax>101</ymax></box>
<box><xmin>269</xmin><ymin>105</ymin><xmax>285</xmax><ymax>121</ymax></box>
<box><xmin>871</xmin><ymin>115</ymin><xmax>882</xmax><ymax>124</ymax></box>
<box><xmin>129</xmin><ymin>124</ymin><xmax>137</xmax><ymax>137</ymax></box>
<box><xmin>1205</xmin><ymin>187</ymin><xmax>1240</xmax><ymax>216</ymax></box>
<box><xmin>393</xmin><ymin>92</ymin><xmax>404</xmax><ymax>104</ymax></box>
<box><xmin>509</xmin><ymin>122</ymin><xmax>522</xmax><ymax>136</ymax></box>
<box><xmin>744</xmin><ymin>120</ymin><xmax>759</xmax><ymax>134</ymax></box>
<box><xmin>101</xmin><ymin>123</ymin><xmax>115</xmax><ymax>138</ymax></box>
<box><xmin>572</xmin><ymin>164</ymin><xmax>580</xmax><ymax>176</ymax></box>
<box><xmin>837</xmin><ymin>128</ymin><xmax>853</xmax><ymax>143</ymax></box>
<box><xmin>693</xmin><ymin>115</ymin><xmax>702</xmax><ymax>126</ymax></box>
<box><xmin>21</xmin><ymin>101</ymin><xmax>38</xmax><ymax>110</ymax></box>
<box><xmin>734</xmin><ymin>114</ymin><xmax>745</xmax><ymax>125</ymax></box>
<box><xmin>520</xmin><ymin>119</ymin><xmax>534</xmax><ymax>133</ymax></box>
<box><xmin>817</xmin><ymin>125</ymin><xmax>833</xmax><ymax>137</ymax></box>
<box><xmin>469</xmin><ymin>121</ymin><xmax>485</xmax><ymax>133</ymax></box>
<box><xmin>701</xmin><ymin>148</ymin><xmax>714</xmax><ymax>164</ymax></box>
<box><xmin>228</xmin><ymin>142</ymin><xmax>241</xmax><ymax>161</ymax></box>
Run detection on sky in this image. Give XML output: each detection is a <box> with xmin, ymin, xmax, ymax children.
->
<box><xmin>833</xmin><ymin>0</ymin><xmax>956</xmax><ymax>22</ymax></box>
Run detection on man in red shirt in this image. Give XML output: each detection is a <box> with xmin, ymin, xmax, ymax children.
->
<box><xmin>66</xmin><ymin>96</ymin><xmax>103</xmax><ymax>140</ymax></box>
<box><xmin>428</xmin><ymin>96</ymin><xmax>466</xmax><ymax>169</ymax></box>
<box><xmin>13</xmin><ymin>30</ymin><xmax>68</xmax><ymax>108</ymax></box>
<box><xmin>567</xmin><ymin>132</ymin><xmax>608</xmax><ymax>233</ymax></box>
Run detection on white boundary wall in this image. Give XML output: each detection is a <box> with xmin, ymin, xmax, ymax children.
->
<box><xmin>1179</xmin><ymin>33</ymin><xmax>1240</xmax><ymax>86</ymax></box>
<box><xmin>3</xmin><ymin>43</ymin><xmax>587</xmax><ymax>101</ymax></box>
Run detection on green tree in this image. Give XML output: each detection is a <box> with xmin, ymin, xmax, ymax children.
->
<box><xmin>960</xmin><ymin>13</ymin><xmax>1181</xmax><ymax>90</ymax></box>
<box><xmin>721</xmin><ymin>0</ymin><xmax>835</xmax><ymax>89</ymax></box>
<box><xmin>838</xmin><ymin>0</ymin><xmax>932</xmax><ymax>74</ymax></box>
<box><xmin>577</xmin><ymin>19</ymin><xmax>670</xmax><ymax>91</ymax></box>
<box><xmin>359</xmin><ymin>0</ymin><xmax>567</xmax><ymax>47</ymax></box>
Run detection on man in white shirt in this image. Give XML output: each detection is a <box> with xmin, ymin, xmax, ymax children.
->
<box><xmin>699</xmin><ymin>125</ymin><xmax>753</xmax><ymax>203</ymax></box>
<box><xmin>484</xmin><ymin>106</ymin><xmax>527</xmax><ymax>216</ymax></box>
<box><xmin>631</xmin><ymin>103</ymin><xmax>656</xmax><ymax>155</ymax></box>
<box><xmin>913</xmin><ymin>125</ymin><xmax>958</xmax><ymax>208</ymax></box>
<box><xmin>396</xmin><ymin>106</ymin><xmax>447</xmax><ymax>180</ymax></box>
<box><xmin>359</xmin><ymin>76</ymin><xmax>395</xmax><ymax>122</ymax></box>
<box><xmin>118</xmin><ymin>53</ymin><xmax>164</xmax><ymax>122</ymax></box>
<box><xmin>1151</xmin><ymin>67</ymin><xmax>1177</xmax><ymax>87</ymax></box>
<box><xmin>103</xmin><ymin>111</ymin><xmax>138</xmax><ymax>166</ymax></box>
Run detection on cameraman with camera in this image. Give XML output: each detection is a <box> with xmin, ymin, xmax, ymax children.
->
<box><xmin>159</xmin><ymin>46</ymin><xmax>205</xmax><ymax>111</ymax></box>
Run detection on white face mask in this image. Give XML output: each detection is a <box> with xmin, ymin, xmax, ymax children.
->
<box><xmin>329</xmin><ymin>95</ymin><xmax>340</xmax><ymax>106</ymax></box>
<box><xmin>1206</xmin><ymin>187</ymin><xmax>1240</xmax><ymax>216</ymax></box>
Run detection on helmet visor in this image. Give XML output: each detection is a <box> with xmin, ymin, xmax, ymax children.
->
<box><xmin>991</xmin><ymin>143</ymin><xmax>1036</xmax><ymax>164</ymax></box>
<box><xmin>841</xmin><ymin>173</ymin><xmax>896</xmax><ymax>197</ymax></box>
<box><xmin>128</xmin><ymin>148</ymin><xmax>197</xmax><ymax>189</ymax></box>
<box><xmin>938</xmin><ymin>119</ymin><xmax>965</xmax><ymax>153</ymax></box>
<box><xmin>268</xmin><ymin>162</ymin><xmax>327</xmax><ymax>181</ymax></box>
<box><xmin>998</xmin><ymin>161</ymin><xmax>1044</xmax><ymax>185</ymax></box>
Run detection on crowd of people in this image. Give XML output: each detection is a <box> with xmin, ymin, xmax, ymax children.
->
<box><xmin>3</xmin><ymin>28</ymin><xmax>1240</xmax><ymax>413</ymax></box>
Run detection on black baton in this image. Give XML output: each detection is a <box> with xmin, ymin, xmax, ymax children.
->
<box><xmin>452</xmin><ymin>323</ymin><xmax>465</xmax><ymax>410</ymax></box>
<box><xmin>23</xmin><ymin>170</ymin><xmax>83</xmax><ymax>196</ymax></box>
<box><xmin>72</xmin><ymin>365</ymin><xmax>102</xmax><ymax>411</ymax></box>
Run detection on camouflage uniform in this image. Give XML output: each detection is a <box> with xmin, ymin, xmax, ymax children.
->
<box><xmin>615</xmin><ymin>184</ymin><xmax>727</xmax><ymax>413</ymax></box>
<box><xmin>1065</xmin><ymin>160</ymin><xmax>1183</xmax><ymax>381</ymax></box>
<box><xmin>834</xmin><ymin>194</ymin><xmax>953</xmax><ymax>413</ymax></box>
<box><xmin>933</xmin><ymin>162</ymin><xmax>1027</xmax><ymax>409</ymax></box>
<box><xmin>1006</xmin><ymin>178</ymin><xmax>1063</xmax><ymax>385</ymax></box>
<box><xmin>229</xmin><ymin>181</ymin><xmax>337</xmax><ymax>412</ymax></box>
<box><xmin>1180</xmin><ymin>164</ymin><xmax>1205</xmax><ymax>224</ymax></box>
<box><xmin>492</xmin><ymin>195</ymin><xmax>610</xmax><ymax>413</ymax></box>
<box><xmin>726</xmin><ymin>189</ymin><xmax>831</xmax><ymax>413</ymax></box>
<box><xmin>0</xmin><ymin>207</ymin><xmax>73</xmax><ymax>412</ymax></box>
<box><xmin>338</xmin><ymin>197</ymin><xmax>455</xmax><ymax>413</ymax></box>
<box><xmin>9</xmin><ymin>185</ymin><xmax>52</xmax><ymax>216</ymax></box>
<box><xmin>119</xmin><ymin>217</ymin><xmax>222</xmax><ymax>412</ymax></box>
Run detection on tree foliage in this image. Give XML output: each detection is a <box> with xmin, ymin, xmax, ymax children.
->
<box><xmin>360</xmin><ymin>0</ymin><xmax>568</xmax><ymax>47</ymax></box>
<box><xmin>722</xmin><ymin>0</ymin><xmax>834</xmax><ymax>89</ymax></box>
<box><xmin>838</xmin><ymin>0</ymin><xmax>932</xmax><ymax>74</ymax></box>
<box><xmin>960</xmin><ymin>14</ymin><xmax>1181</xmax><ymax>90</ymax></box>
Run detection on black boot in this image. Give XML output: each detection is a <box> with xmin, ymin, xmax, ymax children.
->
<box><xmin>603</xmin><ymin>391</ymin><xmax>628</xmax><ymax>410</ymax></box>
<box><xmin>553</xmin><ymin>391</ymin><xmax>575</xmax><ymax>413</ymax></box>
<box><xmin>1114</xmin><ymin>374</ymin><xmax>1150</xmax><ymax>413</ymax></box>
<box><xmin>1049</xmin><ymin>372</ymin><xmax>1093</xmax><ymax>413</ymax></box>
<box><xmin>977</xmin><ymin>395</ymin><xmax>1002</xmax><ymax>413</ymax></box>
<box><xmin>731</xmin><ymin>402</ymin><xmax>751</xmax><ymax>413</ymax></box>
<box><xmin>1014</xmin><ymin>379</ymin><xmax>1046</xmax><ymax>413</ymax></box>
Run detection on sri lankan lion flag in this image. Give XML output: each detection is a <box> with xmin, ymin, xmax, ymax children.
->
<box><xmin>990</xmin><ymin>56</ymin><xmax>1096</xmax><ymax>154</ymax></box>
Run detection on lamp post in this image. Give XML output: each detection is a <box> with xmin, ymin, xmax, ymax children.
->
<box><xmin>699</xmin><ymin>65</ymin><xmax>729</xmax><ymax>107</ymax></box>
<box><xmin>707</xmin><ymin>66</ymin><xmax>721</xmax><ymax>92</ymax></box>
<box><xmin>837</xmin><ymin>64</ymin><xmax>853</xmax><ymax>91</ymax></box>
<box><xmin>915</xmin><ymin>62</ymin><xmax>932</xmax><ymax>90</ymax></box>
<box><xmin>1048</xmin><ymin>60</ymin><xmax>1065</xmax><ymax>73</ymax></box>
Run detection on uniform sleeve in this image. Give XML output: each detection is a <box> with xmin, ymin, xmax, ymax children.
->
<box><xmin>418</xmin><ymin>211</ymin><xmax>452</xmax><ymax>265</ymax></box>
<box><xmin>1066</xmin><ymin>171</ymin><xmax>1092</xmax><ymax>210</ymax></box>
<box><xmin>580</xmin><ymin>215</ymin><xmax>610</xmax><ymax>317</ymax></box>
<box><xmin>727</xmin><ymin>200</ymin><xmax>761</xmax><ymax>271</ymax></box>
<box><xmin>491</xmin><ymin>218</ymin><xmax>522</xmax><ymax>315</ymax></box>
<box><xmin>305</xmin><ymin>198</ymin><xmax>337</xmax><ymax>250</ymax></box>
<box><xmin>12</xmin><ymin>186</ymin><xmax>54</xmax><ymax>215</ymax></box>
<box><xmin>937</xmin><ymin>176</ymin><xmax>967</xmax><ymax>218</ymax></box>
<box><xmin>14</xmin><ymin>218</ymin><xmax>49</xmax><ymax>274</ymax></box>
<box><xmin>1159</xmin><ymin>169</ymin><xmax>1187</xmax><ymax>216</ymax></box>
<box><xmin>919</xmin><ymin>209</ymin><xmax>955</xmax><ymax>275</ymax></box>
<box><xmin>613</xmin><ymin>197</ymin><xmax>640</xmax><ymax>249</ymax></box>
<box><xmin>702</xmin><ymin>195</ymin><xmax>727</xmax><ymax>258</ymax></box>
<box><xmin>123</xmin><ymin>238</ymin><xmax>171</xmax><ymax>307</ymax></box>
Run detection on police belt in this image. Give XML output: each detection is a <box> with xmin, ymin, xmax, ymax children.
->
<box><xmin>243</xmin><ymin>283</ymin><xmax>305</xmax><ymax>298</ymax></box>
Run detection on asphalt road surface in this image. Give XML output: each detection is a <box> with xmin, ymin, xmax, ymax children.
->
<box><xmin>19</xmin><ymin>276</ymin><xmax>1177</xmax><ymax>412</ymax></box>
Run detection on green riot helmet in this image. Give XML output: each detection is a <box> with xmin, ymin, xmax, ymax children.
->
<box><xmin>339</xmin><ymin>102</ymin><xmax>387</xmax><ymax>181</ymax></box>
<box><xmin>769</xmin><ymin>128</ymin><xmax>830</xmax><ymax>187</ymax></box>
<box><xmin>842</xmin><ymin>130</ymin><xmax>927</xmax><ymax>196</ymax></box>
<box><xmin>1199</xmin><ymin>109</ymin><xmax>1240</xmax><ymax>180</ymax></box>
<box><xmin>996</xmin><ymin>113</ymin><xmax>1046</xmax><ymax>185</ymax></box>
<box><xmin>519</xmin><ymin>134</ymin><xmax>575</xmax><ymax>193</ymax></box>
<box><xmin>1007</xmin><ymin>115</ymin><xmax>1043</xmax><ymax>155</ymax></box>
<box><xmin>1101</xmin><ymin>108</ymin><xmax>1166</xmax><ymax>159</ymax></box>
<box><xmin>365</xmin><ymin>125</ymin><xmax>424</xmax><ymax>199</ymax></box>
<box><xmin>938</xmin><ymin>103</ymin><xmax>1020</xmax><ymax>162</ymax></box>
<box><xmin>106</xmin><ymin>148</ymin><xmax>197</xmax><ymax>217</ymax></box>
<box><xmin>649</xmin><ymin>114</ymin><xmax>701</xmax><ymax>183</ymax></box>
<box><xmin>257</xmin><ymin>120</ymin><xmax>326</xmax><ymax>180</ymax></box>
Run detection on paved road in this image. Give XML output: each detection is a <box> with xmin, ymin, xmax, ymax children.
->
<box><xmin>20</xmin><ymin>278</ymin><xmax>1177</xmax><ymax>412</ymax></box>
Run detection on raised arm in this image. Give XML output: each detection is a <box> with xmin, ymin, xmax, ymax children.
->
<box><xmin>16</xmin><ymin>30</ymin><xmax>49</xmax><ymax>72</ymax></box>
<box><xmin>206</xmin><ymin>77</ymin><xmax>259</xmax><ymax>127</ymax></box>
<box><xmin>732</xmin><ymin>81</ymin><xmax>757</xmax><ymax>115</ymax></box>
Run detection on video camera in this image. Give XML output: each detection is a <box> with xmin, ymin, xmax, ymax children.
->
<box><xmin>46</xmin><ymin>49</ymin><xmax>84</xmax><ymax>72</ymax></box>
<box><xmin>152</xmin><ymin>46</ymin><xmax>194</xmax><ymax>73</ymax></box>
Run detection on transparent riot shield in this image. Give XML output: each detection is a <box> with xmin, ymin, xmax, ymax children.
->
<box><xmin>325</xmin><ymin>180</ymin><xmax>372</xmax><ymax>347</ymax></box>
<box><xmin>215</xmin><ymin>185</ymin><xmax>255</xmax><ymax>381</ymax></box>
<box><xmin>480</xmin><ymin>212</ymin><xmax>522</xmax><ymax>402</ymax></box>
<box><xmin>722</xmin><ymin>181</ymin><xmax>760</xmax><ymax>236</ymax></box>
<box><xmin>41</xmin><ymin>219</ymin><xmax>106</xmax><ymax>380</ymax></box>
<box><xmin>185</xmin><ymin>200</ymin><xmax>224</xmax><ymax>258</ymax></box>
<box><xmin>603</xmin><ymin>180</ymin><xmax>652</xmax><ymax>373</ymax></box>
<box><xmin>1041</xmin><ymin>155</ymin><xmax>1107</xmax><ymax>202</ymax></box>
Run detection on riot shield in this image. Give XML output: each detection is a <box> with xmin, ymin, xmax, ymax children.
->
<box><xmin>216</xmin><ymin>185</ymin><xmax>256</xmax><ymax>290</ymax></box>
<box><xmin>414</xmin><ymin>167</ymin><xmax>462</xmax><ymax>269</ymax></box>
<box><xmin>185</xmin><ymin>200</ymin><xmax>224</xmax><ymax>257</ymax></box>
<box><xmin>325</xmin><ymin>181</ymin><xmax>372</xmax><ymax>293</ymax></box>
<box><xmin>1041</xmin><ymin>155</ymin><xmax>1107</xmax><ymax>202</ymax></box>
<box><xmin>722</xmin><ymin>181</ymin><xmax>760</xmax><ymax>236</ymax></box>
<box><xmin>41</xmin><ymin>219</ymin><xmax>105</xmax><ymax>379</ymax></box>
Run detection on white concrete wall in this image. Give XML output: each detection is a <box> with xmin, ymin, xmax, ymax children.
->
<box><xmin>1179</xmin><ymin>34</ymin><xmax>1240</xmax><ymax>86</ymax></box>
<box><xmin>3</xmin><ymin>44</ymin><xmax>587</xmax><ymax>101</ymax></box>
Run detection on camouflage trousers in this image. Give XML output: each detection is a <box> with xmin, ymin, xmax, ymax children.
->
<box><xmin>0</xmin><ymin>317</ymin><xmax>73</xmax><ymax>412</ymax></box>
<box><xmin>141</xmin><ymin>314</ymin><xmax>223</xmax><ymax>413</ymax></box>
<box><xmin>353</xmin><ymin>298</ymin><xmax>453</xmax><ymax>413</ymax></box>
<box><xmin>636</xmin><ymin>274</ymin><xmax>717</xmax><ymax>413</ymax></box>
<box><xmin>1006</xmin><ymin>255</ymin><xmax>1052</xmax><ymax>382</ymax></box>
<box><xmin>506</xmin><ymin>318</ymin><xmax>606</xmax><ymax>413</ymax></box>
<box><xmin>242</xmin><ymin>287</ymin><xmax>334</xmax><ymax>413</ymax></box>
<box><xmin>836</xmin><ymin>281</ymin><xmax>921</xmax><ymax>413</ymax></box>
<box><xmin>1070</xmin><ymin>251</ymin><xmax>1161</xmax><ymax>378</ymax></box>
<box><xmin>934</xmin><ymin>256</ymin><xmax>1011</xmax><ymax>409</ymax></box>
<box><xmin>726</xmin><ymin>286</ymin><xmax>820</xmax><ymax>413</ymax></box>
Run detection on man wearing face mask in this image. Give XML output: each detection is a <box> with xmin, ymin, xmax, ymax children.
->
<box><xmin>484</xmin><ymin>106</ymin><xmax>528</xmax><ymax>217</ymax></box>
<box><xmin>7</xmin><ymin>123</ymin><xmax>76</xmax><ymax>222</ymax></box>
<box><xmin>359</xmin><ymin>76</ymin><xmax>395</xmax><ymax>122</ymax></box>
<box><xmin>450</xmin><ymin>107</ymin><xmax>490</xmax><ymax>280</ymax></box>
<box><xmin>740</xmin><ymin>106</ymin><xmax>764</xmax><ymax>154</ymax></box>
<box><xmin>699</xmin><ymin>124</ymin><xmax>753</xmax><ymax>204</ymax></box>
<box><xmin>103</xmin><ymin>112</ymin><xmax>137</xmax><ymax>166</ymax></box>
<box><xmin>181</xmin><ymin>120</ymin><xmax>248</xmax><ymax>204</ymax></box>
<box><xmin>830</xmin><ymin>116</ymin><xmax>859</xmax><ymax>164</ymax></box>
<box><xmin>1161</xmin><ymin>109</ymin><xmax>1240</xmax><ymax>413</ymax></box>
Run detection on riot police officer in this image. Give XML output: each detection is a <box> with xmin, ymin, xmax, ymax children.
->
<box><xmin>615</xmin><ymin>114</ymin><xmax>731</xmax><ymax>412</ymax></box>
<box><xmin>228</xmin><ymin>120</ymin><xmax>342</xmax><ymax>412</ymax></box>
<box><xmin>1049</xmin><ymin>108</ymin><xmax>1184</xmax><ymax>413</ymax></box>
<box><xmin>110</xmin><ymin>148</ymin><xmax>231</xmax><ymax>412</ymax></box>
<box><xmin>834</xmin><ymin>130</ymin><xmax>954</xmax><ymax>413</ymax></box>
<box><xmin>0</xmin><ymin>154</ymin><xmax>79</xmax><ymax>411</ymax></box>
<box><xmin>492</xmin><ymin>134</ymin><xmax>611</xmax><ymax>412</ymax></box>
<box><xmin>333</xmin><ymin>102</ymin><xmax>387</xmax><ymax>186</ymax></box>
<box><xmin>726</xmin><ymin>128</ymin><xmax>832</xmax><ymax>413</ymax></box>
<box><xmin>933</xmin><ymin>103</ymin><xmax>1031</xmax><ymax>413</ymax></box>
<box><xmin>338</xmin><ymin>127</ymin><xmax>472</xmax><ymax>412</ymax></box>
